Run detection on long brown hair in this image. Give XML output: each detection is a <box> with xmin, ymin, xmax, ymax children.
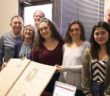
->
<box><xmin>33</xmin><ymin>18</ymin><xmax>63</xmax><ymax>51</ymax></box>
<box><xmin>64</xmin><ymin>20</ymin><xmax>86</xmax><ymax>43</ymax></box>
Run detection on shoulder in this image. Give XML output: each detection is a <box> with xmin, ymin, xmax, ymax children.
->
<box><xmin>58</xmin><ymin>41</ymin><xmax>65</xmax><ymax>46</ymax></box>
<box><xmin>1</xmin><ymin>32</ymin><xmax>14</xmax><ymax>41</ymax></box>
<box><xmin>83</xmin><ymin>41</ymin><xmax>90</xmax><ymax>47</ymax></box>
<box><xmin>83</xmin><ymin>48</ymin><xmax>91</xmax><ymax>59</ymax></box>
<box><xmin>84</xmin><ymin>47</ymin><xmax>90</xmax><ymax>53</ymax></box>
<box><xmin>15</xmin><ymin>40</ymin><xmax>23</xmax><ymax>47</ymax></box>
<box><xmin>0</xmin><ymin>32</ymin><xmax>11</xmax><ymax>42</ymax></box>
<box><xmin>62</xmin><ymin>43</ymin><xmax>70</xmax><ymax>51</ymax></box>
<box><xmin>82</xmin><ymin>48</ymin><xmax>92</xmax><ymax>65</ymax></box>
<box><xmin>63</xmin><ymin>43</ymin><xmax>68</xmax><ymax>48</ymax></box>
<box><xmin>2</xmin><ymin>32</ymin><xmax>11</xmax><ymax>37</ymax></box>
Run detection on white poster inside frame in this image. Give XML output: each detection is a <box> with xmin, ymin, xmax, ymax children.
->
<box><xmin>53</xmin><ymin>81</ymin><xmax>77</xmax><ymax>96</ymax></box>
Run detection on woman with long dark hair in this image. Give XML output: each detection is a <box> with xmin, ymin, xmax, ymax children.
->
<box><xmin>32</xmin><ymin>18</ymin><xmax>64</xmax><ymax>96</ymax></box>
<box><xmin>82</xmin><ymin>21</ymin><xmax>110</xmax><ymax>96</ymax></box>
<box><xmin>56</xmin><ymin>20</ymin><xmax>90</xmax><ymax>96</ymax></box>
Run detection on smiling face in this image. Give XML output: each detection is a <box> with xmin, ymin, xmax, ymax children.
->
<box><xmin>39</xmin><ymin>22</ymin><xmax>52</xmax><ymax>40</ymax></box>
<box><xmin>94</xmin><ymin>27</ymin><xmax>109</xmax><ymax>46</ymax></box>
<box><xmin>105</xmin><ymin>8</ymin><xmax>110</xmax><ymax>26</ymax></box>
<box><xmin>23</xmin><ymin>25</ymin><xmax>34</xmax><ymax>39</ymax></box>
<box><xmin>33</xmin><ymin>11</ymin><xmax>44</xmax><ymax>26</ymax></box>
<box><xmin>69</xmin><ymin>24</ymin><xmax>81</xmax><ymax>41</ymax></box>
<box><xmin>10</xmin><ymin>17</ymin><xmax>23</xmax><ymax>34</ymax></box>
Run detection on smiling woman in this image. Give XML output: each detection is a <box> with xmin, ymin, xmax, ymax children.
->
<box><xmin>56</xmin><ymin>20</ymin><xmax>90</xmax><ymax>96</ymax></box>
<box><xmin>14</xmin><ymin>24</ymin><xmax>35</xmax><ymax>59</ymax></box>
<box><xmin>94</xmin><ymin>27</ymin><xmax>109</xmax><ymax>46</ymax></box>
<box><xmin>39</xmin><ymin>22</ymin><xmax>52</xmax><ymax>40</ymax></box>
<box><xmin>32</xmin><ymin>18</ymin><xmax>64</xmax><ymax>96</ymax></box>
<box><xmin>82</xmin><ymin>21</ymin><xmax>110</xmax><ymax>96</ymax></box>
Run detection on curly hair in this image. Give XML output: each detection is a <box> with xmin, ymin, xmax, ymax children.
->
<box><xmin>33</xmin><ymin>18</ymin><xmax>63</xmax><ymax>51</ymax></box>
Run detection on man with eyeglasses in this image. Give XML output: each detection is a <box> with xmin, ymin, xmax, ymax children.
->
<box><xmin>0</xmin><ymin>15</ymin><xmax>23</xmax><ymax>70</ymax></box>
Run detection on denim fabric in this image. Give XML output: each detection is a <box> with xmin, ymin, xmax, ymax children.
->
<box><xmin>91</xmin><ymin>82</ymin><xmax>104</xmax><ymax>96</ymax></box>
<box><xmin>75</xmin><ymin>89</ymin><xmax>85</xmax><ymax>96</ymax></box>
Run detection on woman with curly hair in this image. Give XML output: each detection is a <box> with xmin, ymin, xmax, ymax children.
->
<box><xmin>32</xmin><ymin>18</ymin><xmax>64</xmax><ymax>96</ymax></box>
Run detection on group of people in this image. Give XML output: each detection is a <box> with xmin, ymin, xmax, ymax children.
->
<box><xmin>0</xmin><ymin>4</ymin><xmax>110</xmax><ymax>96</ymax></box>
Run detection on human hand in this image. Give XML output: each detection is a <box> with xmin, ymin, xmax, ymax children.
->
<box><xmin>55</xmin><ymin>64</ymin><xmax>64</xmax><ymax>71</ymax></box>
<box><xmin>1</xmin><ymin>62</ymin><xmax>7</xmax><ymax>71</ymax></box>
<box><xmin>21</xmin><ymin>56</ymin><xmax>27</xmax><ymax>60</ymax></box>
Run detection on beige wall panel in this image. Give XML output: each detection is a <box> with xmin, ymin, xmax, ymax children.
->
<box><xmin>0</xmin><ymin>0</ymin><xmax>18</xmax><ymax>37</ymax></box>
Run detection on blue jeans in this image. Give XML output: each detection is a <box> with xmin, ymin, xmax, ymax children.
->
<box><xmin>91</xmin><ymin>82</ymin><xmax>104</xmax><ymax>96</ymax></box>
<box><xmin>75</xmin><ymin>89</ymin><xmax>85</xmax><ymax>96</ymax></box>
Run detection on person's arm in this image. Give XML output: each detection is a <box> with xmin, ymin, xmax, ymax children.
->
<box><xmin>81</xmin><ymin>48</ymin><xmax>92</xmax><ymax>96</ymax></box>
<box><xmin>0</xmin><ymin>36</ymin><xmax>4</xmax><ymax>69</ymax></box>
<box><xmin>104</xmin><ymin>59</ymin><xmax>110</xmax><ymax>96</ymax></box>
<box><xmin>63</xmin><ymin>65</ymin><xmax>82</xmax><ymax>72</ymax></box>
<box><xmin>104</xmin><ymin>86</ymin><xmax>110</xmax><ymax>96</ymax></box>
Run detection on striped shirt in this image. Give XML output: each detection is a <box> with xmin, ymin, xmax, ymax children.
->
<box><xmin>91</xmin><ymin>59</ymin><xmax>107</xmax><ymax>83</ymax></box>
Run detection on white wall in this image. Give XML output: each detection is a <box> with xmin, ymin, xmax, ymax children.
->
<box><xmin>104</xmin><ymin>0</ymin><xmax>110</xmax><ymax>7</ymax></box>
<box><xmin>24</xmin><ymin>4</ymin><xmax>52</xmax><ymax>26</ymax></box>
<box><xmin>0</xmin><ymin>0</ymin><xmax>18</xmax><ymax>36</ymax></box>
<box><xmin>104</xmin><ymin>0</ymin><xmax>110</xmax><ymax>13</ymax></box>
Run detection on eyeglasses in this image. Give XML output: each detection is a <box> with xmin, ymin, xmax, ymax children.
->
<box><xmin>24</xmin><ymin>28</ymin><xmax>33</xmax><ymax>32</ymax></box>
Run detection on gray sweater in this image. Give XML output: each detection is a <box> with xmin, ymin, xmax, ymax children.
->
<box><xmin>58</xmin><ymin>41</ymin><xmax>90</xmax><ymax>89</ymax></box>
<box><xmin>0</xmin><ymin>31</ymin><xmax>22</xmax><ymax>69</ymax></box>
